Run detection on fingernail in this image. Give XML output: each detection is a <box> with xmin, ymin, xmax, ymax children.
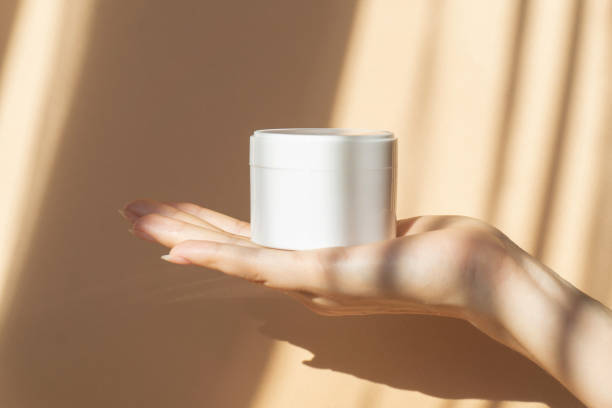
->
<box><xmin>128</xmin><ymin>227</ymin><xmax>156</xmax><ymax>242</ymax></box>
<box><xmin>118</xmin><ymin>208</ymin><xmax>139</xmax><ymax>222</ymax></box>
<box><xmin>124</xmin><ymin>200</ymin><xmax>148</xmax><ymax>216</ymax></box>
<box><xmin>161</xmin><ymin>254</ymin><xmax>191</xmax><ymax>265</ymax></box>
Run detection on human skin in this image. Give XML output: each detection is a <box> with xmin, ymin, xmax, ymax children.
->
<box><xmin>122</xmin><ymin>199</ymin><xmax>612</xmax><ymax>408</ymax></box>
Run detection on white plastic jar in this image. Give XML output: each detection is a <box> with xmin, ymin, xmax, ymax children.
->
<box><xmin>250</xmin><ymin>128</ymin><xmax>397</xmax><ymax>250</ymax></box>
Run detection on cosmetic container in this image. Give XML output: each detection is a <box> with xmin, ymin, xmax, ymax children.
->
<box><xmin>250</xmin><ymin>128</ymin><xmax>396</xmax><ymax>250</ymax></box>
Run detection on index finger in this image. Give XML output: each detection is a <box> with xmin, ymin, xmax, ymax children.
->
<box><xmin>165</xmin><ymin>202</ymin><xmax>251</xmax><ymax>237</ymax></box>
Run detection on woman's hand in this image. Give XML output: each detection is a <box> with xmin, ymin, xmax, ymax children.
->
<box><xmin>121</xmin><ymin>199</ymin><xmax>514</xmax><ymax>323</ymax></box>
<box><xmin>121</xmin><ymin>199</ymin><xmax>612</xmax><ymax>407</ymax></box>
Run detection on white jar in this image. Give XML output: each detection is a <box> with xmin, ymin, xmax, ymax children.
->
<box><xmin>250</xmin><ymin>128</ymin><xmax>397</xmax><ymax>250</ymax></box>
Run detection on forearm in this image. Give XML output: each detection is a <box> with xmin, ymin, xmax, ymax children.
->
<box><xmin>491</xmin><ymin>249</ymin><xmax>612</xmax><ymax>408</ymax></box>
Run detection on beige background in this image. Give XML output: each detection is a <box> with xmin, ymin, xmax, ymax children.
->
<box><xmin>0</xmin><ymin>0</ymin><xmax>610</xmax><ymax>407</ymax></box>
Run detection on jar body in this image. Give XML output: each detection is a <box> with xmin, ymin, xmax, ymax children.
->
<box><xmin>249</xmin><ymin>128</ymin><xmax>397</xmax><ymax>250</ymax></box>
<box><xmin>250</xmin><ymin>165</ymin><xmax>396</xmax><ymax>250</ymax></box>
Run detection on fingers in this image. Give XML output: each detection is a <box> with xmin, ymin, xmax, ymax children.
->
<box><xmin>165</xmin><ymin>201</ymin><xmax>251</xmax><ymax>237</ymax></box>
<box><xmin>132</xmin><ymin>213</ymin><xmax>255</xmax><ymax>249</ymax></box>
<box><xmin>163</xmin><ymin>240</ymin><xmax>314</xmax><ymax>290</ymax></box>
<box><xmin>161</xmin><ymin>236</ymin><xmax>408</xmax><ymax>299</ymax></box>
<box><xmin>123</xmin><ymin>200</ymin><xmax>252</xmax><ymax>239</ymax></box>
<box><xmin>124</xmin><ymin>199</ymin><xmax>224</xmax><ymax>232</ymax></box>
<box><xmin>159</xmin><ymin>237</ymin><xmax>401</xmax><ymax>297</ymax></box>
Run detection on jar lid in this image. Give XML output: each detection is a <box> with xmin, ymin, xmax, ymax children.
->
<box><xmin>250</xmin><ymin>128</ymin><xmax>396</xmax><ymax>170</ymax></box>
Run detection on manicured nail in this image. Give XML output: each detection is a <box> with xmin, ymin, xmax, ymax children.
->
<box><xmin>128</xmin><ymin>227</ymin><xmax>156</xmax><ymax>242</ymax></box>
<box><xmin>161</xmin><ymin>254</ymin><xmax>191</xmax><ymax>265</ymax></box>
<box><xmin>124</xmin><ymin>200</ymin><xmax>148</xmax><ymax>216</ymax></box>
<box><xmin>119</xmin><ymin>208</ymin><xmax>139</xmax><ymax>222</ymax></box>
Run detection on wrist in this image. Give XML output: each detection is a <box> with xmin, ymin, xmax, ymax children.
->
<box><xmin>485</xmin><ymin>246</ymin><xmax>584</xmax><ymax>363</ymax></box>
<box><xmin>462</xmin><ymin>245</ymin><xmax>531</xmax><ymax>352</ymax></box>
<box><xmin>490</xmin><ymin>246</ymin><xmax>612</xmax><ymax>408</ymax></box>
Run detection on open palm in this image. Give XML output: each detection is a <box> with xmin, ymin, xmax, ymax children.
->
<box><xmin>122</xmin><ymin>200</ymin><xmax>513</xmax><ymax>321</ymax></box>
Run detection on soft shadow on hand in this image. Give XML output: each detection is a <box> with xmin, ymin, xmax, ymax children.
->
<box><xmin>240</xmin><ymin>296</ymin><xmax>585</xmax><ymax>408</ymax></box>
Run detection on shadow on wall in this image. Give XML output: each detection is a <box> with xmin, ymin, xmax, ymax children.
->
<box><xmin>0</xmin><ymin>1</ymin><xmax>356</xmax><ymax>407</ymax></box>
<box><xmin>0</xmin><ymin>0</ymin><xmax>19</xmax><ymax>79</ymax></box>
<box><xmin>0</xmin><ymin>0</ymin><xmax>595</xmax><ymax>407</ymax></box>
<box><xmin>248</xmin><ymin>297</ymin><xmax>585</xmax><ymax>407</ymax></box>
<box><xmin>583</xmin><ymin>47</ymin><xmax>612</xmax><ymax>303</ymax></box>
<box><xmin>532</xmin><ymin>0</ymin><xmax>585</xmax><ymax>260</ymax></box>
